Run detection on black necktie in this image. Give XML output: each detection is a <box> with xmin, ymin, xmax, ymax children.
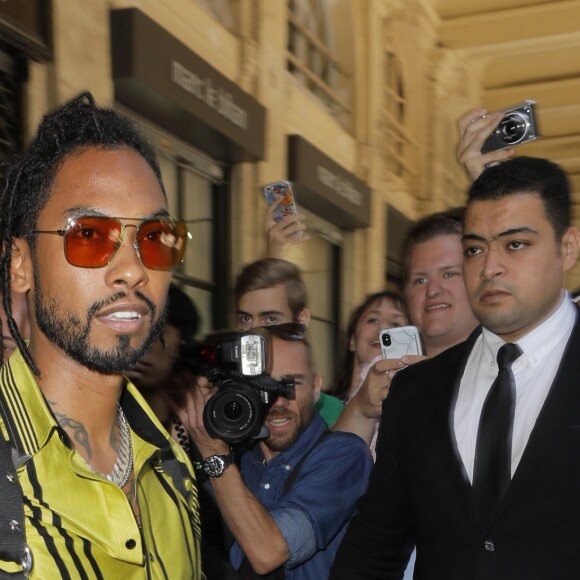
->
<box><xmin>473</xmin><ymin>343</ymin><xmax>522</xmax><ymax>513</ymax></box>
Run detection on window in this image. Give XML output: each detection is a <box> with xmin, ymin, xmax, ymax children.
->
<box><xmin>120</xmin><ymin>109</ymin><xmax>229</xmax><ymax>339</ymax></box>
<box><xmin>287</xmin><ymin>210</ymin><xmax>342</xmax><ymax>385</ymax></box>
<box><xmin>195</xmin><ymin>0</ymin><xmax>238</xmax><ymax>31</ymax></box>
<box><xmin>159</xmin><ymin>155</ymin><xmax>228</xmax><ymax>338</ymax></box>
<box><xmin>0</xmin><ymin>48</ymin><xmax>22</xmax><ymax>179</ymax></box>
<box><xmin>286</xmin><ymin>0</ymin><xmax>352</xmax><ymax>126</ymax></box>
<box><xmin>382</xmin><ymin>46</ymin><xmax>417</xmax><ymax>182</ymax></box>
<box><xmin>385</xmin><ymin>204</ymin><xmax>413</xmax><ymax>291</ymax></box>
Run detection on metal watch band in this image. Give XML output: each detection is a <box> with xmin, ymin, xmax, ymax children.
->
<box><xmin>203</xmin><ymin>454</ymin><xmax>233</xmax><ymax>478</ymax></box>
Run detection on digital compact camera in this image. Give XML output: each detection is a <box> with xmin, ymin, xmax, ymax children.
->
<box><xmin>481</xmin><ymin>100</ymin><xmax>539</xmax><ymax>154</ymax></box>
<box><xmin>196</xmin><ymin>328</ymin><xmax>296</xmax><ymax>447</ymax></box>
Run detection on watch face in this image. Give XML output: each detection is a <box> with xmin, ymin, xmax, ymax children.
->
<box><xmin>204</xmin><ymin>455</ymin><xmax>226</xmax><ymax>477</ymax></box>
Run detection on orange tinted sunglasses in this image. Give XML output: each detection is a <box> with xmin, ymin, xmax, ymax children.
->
<box><xmin>34</xmin><ymin>215</ymin><xmax>189</xmax><ymax>270</ymax></box>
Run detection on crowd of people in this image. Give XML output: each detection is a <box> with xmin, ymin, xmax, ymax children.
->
<box><xmin>1</xmin><ymin>94</ymin><xmax>579</xmax><ymax>580</ymax></box>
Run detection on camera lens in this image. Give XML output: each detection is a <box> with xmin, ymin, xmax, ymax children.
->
<box><xmin>224</xmin><ymin>400</ymin><xmax>243</xmax><ymax>421</ymax></box>
<box><xmin>203</xmin><ymin>383</ymin><xmax>263</xmax><ymax>445</ymax></box>
<box><xmin>381</xmin><ymin>333</ymin><xmax>391</xmax><ymax>347</ymax></box>
<box><xmin>498</xmin><ymin>113</ymin><xmax>529</xmax><ymax>145</ymax></box>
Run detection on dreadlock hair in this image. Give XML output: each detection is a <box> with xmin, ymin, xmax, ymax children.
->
<box><xmin>0</xmin><ymin>92</ymin><xmax>164</xmax><ymax>373</ymax></box>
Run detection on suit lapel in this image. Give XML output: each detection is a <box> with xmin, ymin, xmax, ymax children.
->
<box><xmin>493</xmin><ymin>309</ymin><xmax>580</xmax><ymax>521</ymax></box>
<box><xmin>437</xmin><ymin>309</ymin><xmax>580</xmax><ymax>527</ymax></box>
<box><xmin>435</xmin><ymin>328</ymin><xmax>483</xmax><ymax>519</ymax></box>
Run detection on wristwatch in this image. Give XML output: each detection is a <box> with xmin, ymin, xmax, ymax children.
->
<box><xmin>202</xmin><ymin>454</ymin><xmax>234</xmax><ymax>478</ymax></box>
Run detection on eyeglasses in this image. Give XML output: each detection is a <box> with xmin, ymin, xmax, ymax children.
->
<box><xmin>34</xmin><ymin>215</ymin><xmax>189</xmax><ymax>270</ymax></box>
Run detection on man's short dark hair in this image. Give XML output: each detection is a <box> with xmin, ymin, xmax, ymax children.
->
<box><xmin>403</xmin><ymin>210</ymin><xmax>464</xmax><ymax>282</ymax></box>
<box><xmin>234</xmin><ymin>258</ymin><xmax>307</xmax><ymax>319</ymax></box>
<box><xmin>0</xmin><ymin>91</ymin><xmax>163</xmax><ymax>372</ymax></box>
<box><xmin>468</xmin><ymin>156</ymin><xmax>570</xmax><ymax>240</ymax></box>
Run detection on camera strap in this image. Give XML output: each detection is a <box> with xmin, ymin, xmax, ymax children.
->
<box><xmin>0</xmin><ymin>427</ymin><xmax>30</xmax><ymax>578</ymax></box>
<box><xmin>238</xmin><ymin>429</ymin><xmax>332</xmax><ymax>579</ymax></box>
<box><xmin>281</xmin><ymin>430</ymin><xmax>331</xmax><ymax>494</ymax></box>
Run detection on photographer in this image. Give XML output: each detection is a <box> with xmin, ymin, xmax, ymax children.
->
<box><xmin>177</xmin><ymin>325</ymin><xmax>373</xmax><ymax>579</ymax></box>
<box><xmin>235</xmin><ymin>257</ymin><xmax>344</xmax><ymax>428</ymax></box>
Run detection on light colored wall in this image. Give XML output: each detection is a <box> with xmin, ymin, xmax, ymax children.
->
<box><xmin>26</xmin><ymin>0</ymin><xmax>113</xmax><ymax>137</ymax></box>
<box><xmin>21</xmin><ymin>0</ymin><xmax>498</xmax><ymax>332</ymax></box>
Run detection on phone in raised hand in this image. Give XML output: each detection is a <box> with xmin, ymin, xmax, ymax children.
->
<box><xmin>263</xmin><ymin>180</ymin><xmax>303</xmax><ymax>237</ymax></box>
<box><xmin>380</xmin><ymin>326</ymin><xmax>423</xmax><ymax>359</ymax></box>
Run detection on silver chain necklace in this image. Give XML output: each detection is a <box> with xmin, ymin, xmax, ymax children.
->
<box><xmin>83</xmin><ymin>404</ymin><xmax>134</xmax><ymax>488</ymax></box>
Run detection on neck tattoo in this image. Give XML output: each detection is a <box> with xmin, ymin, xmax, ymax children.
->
<box><xmin>82</xmin><ymin>403</ymin><xmax>134</xmax><ymax>488</ymax></box>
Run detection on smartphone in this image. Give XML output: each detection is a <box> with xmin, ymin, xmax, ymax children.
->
<box><xmin>263</xmin><ymin>180</ymin><xmax>299</xmax><ymax>220</ymax></box>
<box><xmin>380</xmin><ymin>326</ymin><xmax>423</xmax><ymax>359</ymax></box>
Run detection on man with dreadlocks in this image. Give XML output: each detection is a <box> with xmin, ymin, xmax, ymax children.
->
<box><xmin>0</xmin><ymin>93</ymin><xmax>202</xmax><ymax>578</ymax></box>
<box><xmin>0</xmin><ymin>290</ymin><xmax>29</xmax><ymax>363</ymax></box>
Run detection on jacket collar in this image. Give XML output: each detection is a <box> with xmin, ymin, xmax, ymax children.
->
<box><xmin>0</xmin><ymin>348</ymin><xmax>175</xmax><ymax>459</ymax></box>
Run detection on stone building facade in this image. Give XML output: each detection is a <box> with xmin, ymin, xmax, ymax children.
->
<box><xmin>0</xmin><ymin>0</ymin><xmax>512</xmax><ymax>380</ymax></box>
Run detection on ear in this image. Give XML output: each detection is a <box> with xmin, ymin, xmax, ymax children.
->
<box><xmin>560</xmin><ymin>226</ymin><xmax>580</xmax><ymax>273</ymax></box>
<box><xmin>10</xmin><ymin>238</ymin><xmax>33</xmax><ymax>295</ymax></box>
<box><xmin>297</xmin><ymin>307</ymin><xmax>311</xmax><ymax>328</ymax></box>
<box><xmin>312</xmin><ymin>373</ymin><xmax>322</xmax><ymax>403</ymax></box>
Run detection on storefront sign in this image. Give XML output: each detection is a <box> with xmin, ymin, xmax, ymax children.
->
<box><xmin>170</xmin><ymin>61</ymin><xmax>249</xmax><ymax>130</ymax></box>
<box><xmin>0</xmin><ymin>0</ymin><xmax>51</xmax><ymax>60</ymax></box>
<box><xmin>110</xmin><ymin>8</ymin><xmax>265</xmax><ymax>162</ymax></box>
<box><xmin>288</xmin><ymin>135</ymin><xmax>370</xmax><ymax>229</ymax></box>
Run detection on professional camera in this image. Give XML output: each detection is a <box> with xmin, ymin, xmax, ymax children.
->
<box><xmin>196</xmin><ymin>327</ymin><xmax>298</xmax><ymax>447</ymax></box>
<box><xmin>481</xmin><ymin>100</ymin><xmax>539</xmax><ymax>154</ymax></box>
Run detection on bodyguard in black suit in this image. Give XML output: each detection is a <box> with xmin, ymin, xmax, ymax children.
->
<box><xmin>331</xmin><ymin>157</ymin><xmax>580</xmax><ymax>579</ymax></box>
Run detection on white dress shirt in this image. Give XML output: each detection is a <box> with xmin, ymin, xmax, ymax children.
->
<box><xmin>454</xmin><ymin>292</ymin><xmax>576</xmax><ymax>482</ymax></box>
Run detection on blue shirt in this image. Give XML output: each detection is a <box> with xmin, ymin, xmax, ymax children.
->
<box><xmin>230</xmin><ymin>413</ymin><xmax>373</xmax><ymax>580</ymax></box>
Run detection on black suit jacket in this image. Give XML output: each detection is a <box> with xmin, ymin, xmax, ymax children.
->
<box><xmin>331</xmin><ymin>312</ymin><xmax>580</xmax><ymax>580</ymax></box>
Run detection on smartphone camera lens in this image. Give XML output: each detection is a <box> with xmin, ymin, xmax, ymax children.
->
<box><xmin>381</xmin><ymin>333</ymin><xmax>391</xmax><ymax>347</ymax></box>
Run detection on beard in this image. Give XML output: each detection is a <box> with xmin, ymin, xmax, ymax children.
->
<box><xmin>33</xmin><ymin>267</ymin><xmax>166</xmax><ymax>375</ymax></box>
<box><xmin>262</xmin><ymin>402</ymin><xmax>315</xmax><ymax>453</ymax></box>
